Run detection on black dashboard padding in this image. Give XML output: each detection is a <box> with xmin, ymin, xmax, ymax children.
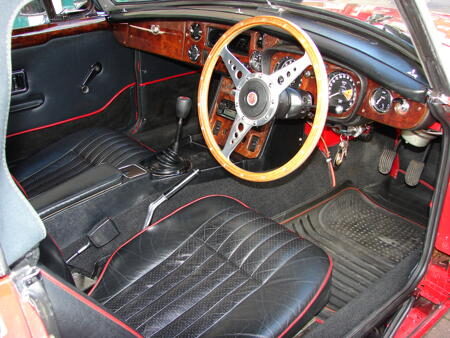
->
<box><xmin>90</xmin><ymin>196</ymin><xmax>332</xmax><ymax>337</ymax></box>
<box><xmin>30</xmin><ymin>164</ymin><xmax>123</xmax><ymax>218</ymax></box>
<box><xmin>12</xmin><ymin>127</ymin><xmax>152</xmax><ymax>198</ymax></box>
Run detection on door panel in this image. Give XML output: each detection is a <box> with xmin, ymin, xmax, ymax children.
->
<box><xmin>9</xmin><ymin>30</ymin><xmax>134</xmax><ymax>135</ymax></box>
<box><xmin>7</xmin><ymin>28</ymin><xmax>136</xmax><ymax>164</ymax></box>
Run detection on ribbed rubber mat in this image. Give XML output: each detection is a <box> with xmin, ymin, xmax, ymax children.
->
<box><xmin>276</xmin><ymin>187</ymin><xmax>425</xmax><ymax>318</ymax></box>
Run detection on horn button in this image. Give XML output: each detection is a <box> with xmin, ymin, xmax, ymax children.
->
<box><xmin>238</xmin><ymin>79</ymin><xmax>271</xmax><ymax>119</ymax></box>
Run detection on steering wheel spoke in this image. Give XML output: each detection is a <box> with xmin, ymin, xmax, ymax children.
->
<box><xmin>269</xmin><ymin>54</ymin><xmax>311</xmax><ymax>94</ymax></box>
<box><xmin>220</xmin><ymin>46</ymin><xmax>250</xmax><ymax>88</ymax></box>
<box><xmin>222</xmin><ymin>115</ymin><xmax>252</xmax><ymax>159</ymax></box>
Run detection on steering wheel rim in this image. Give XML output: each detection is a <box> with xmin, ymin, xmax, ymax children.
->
<box><xmin>198</xmin><ymin>16</ymin><xmax>329</xmax><ymax>182</ymax></box>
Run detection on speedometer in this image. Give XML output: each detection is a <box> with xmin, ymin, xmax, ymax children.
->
<box><xmin>328</xmin><ymin>72</ymin><xmax>356</xmax><ymax>114</ymax></box>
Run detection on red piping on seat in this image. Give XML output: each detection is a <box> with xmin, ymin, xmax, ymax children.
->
<box><xmin>40</xmin><ymin>269</ymin><xmax>143</xmax><ymax>338</ymax></box>
<box><xmin>88</xmin><ymin>194</ymin><xmax>250</xmax><ymax>296</ymax></box>
<box><xmin>278</xmin><ymin>255</ymin><xmax>333</xmax><ymax>338</ymax></box>
<box><xmin>11</xmin><ymin>174</ymin><xmax>28</xmax><ymax>198</ymax></box>
<box><xmin>6</xmin><ymin>70</ymin><xmax>200</xmax><ymax>138</ymax></box>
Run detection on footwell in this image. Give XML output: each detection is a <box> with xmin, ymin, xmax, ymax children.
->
<box><xmin>274</xmin><ymin>186</ymin><xmax>425</xmax><ymax>332</ymax></box>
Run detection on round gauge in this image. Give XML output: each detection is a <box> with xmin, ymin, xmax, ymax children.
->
<box><xmin>189</xmin><ymin>23</ymin><xmax>202</xmax><ymax>41</ymax></box>
<box><xmin>187</xmin><ymin>45</ymin><xmax>200</xmax><ymax>62</ymax></box>
<box><xmin>370</xmin><ymin>88</ymin><xmax>393</xmax><ymax>113</ymax></box>
<box><xmin>249</xmin><ymin>51</ymin><xmax>262</xmax><ymax>72</ymax></box>
<box><xmin>328</xmin><ymin>72</ymin><xmax>357</xmax><ymax>114</ymax></box>
<box><xmin>274</xmin><ymin>56</ymin><xmax>302</xmax><ymax>88</ymax></box>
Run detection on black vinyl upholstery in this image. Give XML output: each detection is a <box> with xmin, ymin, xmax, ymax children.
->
<box><xmin>89</xmin><ymin>196</ymin><xmax>332</xmax><ymax>337</ymax></box>
<box><xmin>40</xmin><ymin>236</ymin><xmax>75</xmax><ymax>285</ymax></box>
<box><xmin>11</xmin><ymin>128</ymin><xmax>152</xmax><ymax>198</ymax></box>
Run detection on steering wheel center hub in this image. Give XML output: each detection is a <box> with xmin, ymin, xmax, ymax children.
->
<box><xmin>236</xmin><ymin>75</ymin><xmax>278</xmax><ymax>125</ymax></box>
<box><xmin>246</xmin><ymin>91</ymin><xmax>258</xmax><ymax>106</ymax></box>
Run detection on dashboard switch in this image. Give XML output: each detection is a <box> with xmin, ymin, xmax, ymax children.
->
<box><xmin>213</xmin><ymin>120</ymin><xmax>222</xmax><ymax>135</ymax></box>
<box><xmin>248</xmin><ymin>135</ymin><xmax>260</xmax><ymax>152</ymax></box>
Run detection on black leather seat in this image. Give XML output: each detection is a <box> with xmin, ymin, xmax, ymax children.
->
<box><xmin>11</xmin><ymin>128</ymin><xmax>153</xmax><ymax>198</ymax></box>
<box><xmin>83</xmin><ymin>196</ymin><xmax>332</xmax><ymax>337</ymax></box>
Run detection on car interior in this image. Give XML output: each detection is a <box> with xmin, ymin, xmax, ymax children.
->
<box><xmin>3</xmin><ymin>1</ymin><xmax>445</xmax><ymax>337</ymax></box>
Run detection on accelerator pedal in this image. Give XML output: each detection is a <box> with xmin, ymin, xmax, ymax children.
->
<box><xmin>405</xmin><ymin>160</ymin><xmax>425</xmax><ymax>187</ymax></box>
<box><xmin>405</xmin><ymin>142</ymin><xmax>431</xmax><ymax>187</ymax></box>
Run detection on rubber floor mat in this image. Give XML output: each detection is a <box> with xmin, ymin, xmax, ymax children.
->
<box><xmin>274</xmin><ymin>187</ymin><xmax>425</xmax><ymax>322</ymax></box>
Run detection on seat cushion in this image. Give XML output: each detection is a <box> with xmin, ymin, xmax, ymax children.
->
<box><xmin>89</xmin><ymin>195</ymin><xmax>332</xmax><ymax>337</ymax></box>
<box><xmin>11</xmin><ymin>128</ymin><xmax>153</xmax><ymax>198</ymax></box>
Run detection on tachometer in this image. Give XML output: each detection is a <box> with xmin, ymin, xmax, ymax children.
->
<box><xmin>328</xmin><ymin>72</ymin><xmax>356</xmax><ymax>114</ymax></box>
<box><xmin>274</xmin><ymin>56</ymin><xmax>302</xmax><ymax>88</ymax></box>
<box><xmin>249</xmin><ymin>51</ymin><xmax>262</xmax><ymax>72</ymax></box>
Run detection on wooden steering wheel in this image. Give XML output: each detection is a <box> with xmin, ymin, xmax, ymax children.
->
<box><xmin>198</xmin><ymin>16</ymin><xmax>329</xmax><ymax>182</ymax></box>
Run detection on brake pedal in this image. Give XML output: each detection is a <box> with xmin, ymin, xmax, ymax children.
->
<box><xmin>378</xmin><ymin>139</ymin><xmax>402</xmax><ymax>175</ymax></box>
<box><xmin>378</xmin><ymin>149</ymin><xmax>396</xmax><ymax>174</ymax></box>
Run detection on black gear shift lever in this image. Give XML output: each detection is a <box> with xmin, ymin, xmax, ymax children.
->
<box><xmin>148</xmin><ymin>96</ymin><xmax>192</xmax><ymax>177</ymax></box>
<box><xmin>173</xmin><ymin>96</ymin><xmax>192</xmax><ymax>154</ymax></box>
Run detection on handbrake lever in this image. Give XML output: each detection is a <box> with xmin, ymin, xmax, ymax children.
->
<box><xmin>143</xmin><ymin>169</ymin><xmax>200</xmax><ymax>228</ymax></box>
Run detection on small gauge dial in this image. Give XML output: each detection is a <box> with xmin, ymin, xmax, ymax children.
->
<box><xmin>328</xmin><ymin>72</ymin><xmax>357</xmax><ymax>114</ymax></box>
<box><xmin>274</xmin><ymin>56</ymin><xmax>302</xmax><ymax>88</ymax></box>
<box><xmin>370</xmin><ymin>88</ymin><xmax>393</xmax><ymax>113</ymax></box>
<box><xmin>189</xmin><ymin>23</ymin><xmax>202</xmax><ymax>41</ymax></box>
<box><xmin>187</xmin><ymin>45</ymin><xmax>200</xmax><ymax>62</ymax></box>
<box><xmin>249</xmin><ymin>51</ymin><xmax>262</xmax><ymax>72</ymax></box>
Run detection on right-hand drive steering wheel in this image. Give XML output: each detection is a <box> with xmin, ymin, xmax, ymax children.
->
<box><xmin>198</xmin><ymin>16</ymin><xmax>329</xmax><ymax>182</ymax></box>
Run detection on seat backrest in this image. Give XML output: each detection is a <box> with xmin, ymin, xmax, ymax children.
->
<box><xmin>0</xmin><ymin>0</ymin><xmax>46</xmax><ymax>267</ymax></box>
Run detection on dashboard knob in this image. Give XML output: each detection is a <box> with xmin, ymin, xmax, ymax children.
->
<box><xmin>394</xmin><ymin>98</ymin><xmax>410</xmax><ymax>115</ymax></box>
<box><xmin>333</xmin><ymin>105</ymin><xmax>344</xmax><ymax>114</ymax></box>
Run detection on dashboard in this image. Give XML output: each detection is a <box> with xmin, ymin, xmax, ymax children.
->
<box><xmin>112</xmin><ymin>20</ymin><xmax>431</xmax><ymax>158</ymax></box>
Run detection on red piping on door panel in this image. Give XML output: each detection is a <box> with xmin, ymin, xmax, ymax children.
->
<box><xmin>6</xmin><ymin>70</ymin><xmax>200</xmax><ymax>138</ymax></box>
<box><xmin>6</xmin><ymin>82</ymin><xmax>136</xmax><ymax>138</ymax></box>
<box><xmin>139</xmin><ymin>70</ymin><xmax>199</xmax><ymax>87</ymax></box>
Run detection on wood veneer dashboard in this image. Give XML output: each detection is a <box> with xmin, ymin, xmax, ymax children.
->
<box><xmin>112</xmin><ymin>20</ymin><xmax>430</xmax><ymax>157</ymax></box>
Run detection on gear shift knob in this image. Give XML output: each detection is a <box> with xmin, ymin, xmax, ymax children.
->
<box><xmin>176</xmin><ymin>96</ymin><xmax>192</xmax><ymax>119</ymax></box>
